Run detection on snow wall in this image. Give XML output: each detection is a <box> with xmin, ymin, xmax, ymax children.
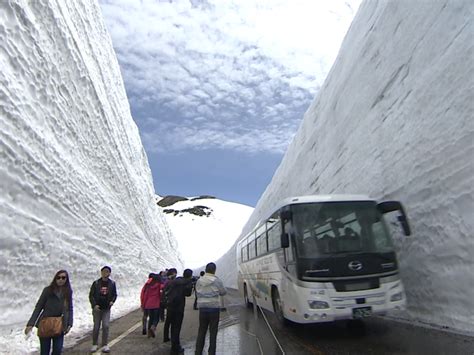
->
<box><xmin>224</xmin><ymin>0</ymin><xmax>474</xmax><ymax>333</ymax></box>
<box><xmin>0</xmin><ymin>1</ymin><xmax>182</xmax><ymax>352</ymax></box>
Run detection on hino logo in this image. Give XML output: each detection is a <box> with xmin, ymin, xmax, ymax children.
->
<box><xmin>348</xmin><ymin>260</ymin><xmax>363</xmax><ymax>271</ymax></box>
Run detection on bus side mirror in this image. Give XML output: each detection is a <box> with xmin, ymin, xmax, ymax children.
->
<box><xmin>281</xmin><ymin>232</ymin><xmax>290</xmax><ymax>248</ymax></box>
<box><xmin>378</xmin><ymin>201</ymin><xmax>411</xmax><ymax>236</ymax></box>
<box><xmin>280</xmin><ymin>209</ymin><xmax>291</xmax><ymax>247</ymax></box>
<box><xmin>397</xmin><ymin>215</ymin><xmax>411</xmax><ymax>236</ymax></box>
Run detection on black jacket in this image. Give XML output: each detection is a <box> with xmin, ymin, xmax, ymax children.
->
<box><xmin>27</xmin><ymin>287</ymin><xmax>73</xmax><ymax>330</ymax></box>
<box><xmin>89</xmin><ymin>278</ymin><xmax>117</xmax><ymax>310</ymax></box>
<box><xmin>164</xmin><ymin>277</ymin><xmax>193</xmax><ymax>311</ymax></box>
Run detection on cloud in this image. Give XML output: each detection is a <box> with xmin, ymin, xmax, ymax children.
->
<box><xmin>100</xmin><ymin>0</ymin><xmax>361</xmax><ymax>154</ymax></box>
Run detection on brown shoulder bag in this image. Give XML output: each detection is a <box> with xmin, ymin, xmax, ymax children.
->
<box><xmin>37</xmin><ymin>316</ymin><xmax>63</xmax><ymax>338</ymax></box>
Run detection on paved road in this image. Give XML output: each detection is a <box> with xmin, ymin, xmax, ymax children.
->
<box><xmin>256</xmin><ymin>307</ymin><xmax>474</xmax><ymax>355</ymax></box>
<box><xmin>63</xmin><ymin>289</ymin><xmax>262</xmax><ymax>355</ymax></box>
<box><xmin>63</xmin><ymin>289</ymin><xmax>474</xmax><ymax>354</ymax></box>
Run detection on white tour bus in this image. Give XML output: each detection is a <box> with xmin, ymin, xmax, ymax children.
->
<box><xmin>237</xmin><ymin>195</ymin><xmax>410</xmax><ymax>324</ymax></box>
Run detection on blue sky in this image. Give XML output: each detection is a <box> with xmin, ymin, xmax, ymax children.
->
<box><xmin>99</xmin><ymin>0</ymin><xmax>360</xmax><ymax>206</ymax></box>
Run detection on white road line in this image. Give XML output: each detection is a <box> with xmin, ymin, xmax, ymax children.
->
<box><xmin>241</xmin><ymin>328</ymin><xmax>264</xmax><ymax>355</ymax></box>
<box><xmin>257</xmin><ymin>304</ymin><xmax>286</xmax><ymax>355</ymax></box>
<box><xmin>92</xmin><ymin>321</ymin><xmax>142</xmax><ymax>354</ymax></box>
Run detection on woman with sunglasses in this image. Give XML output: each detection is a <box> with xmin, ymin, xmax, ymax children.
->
<box><xmin>25</xmin><ymin>270</ymin><xmax>74</xmax><ymax>355</ymax></box>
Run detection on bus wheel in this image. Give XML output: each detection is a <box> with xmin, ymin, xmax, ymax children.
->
<box><xmin>244</xmin><ymin>284</ymin><xmax>252</xmax><ymax>308</ymax></box>
<box><xmin>272</xmin><ymin>288</ymin><xmax>287</xmax><ymax>325</ymax></box>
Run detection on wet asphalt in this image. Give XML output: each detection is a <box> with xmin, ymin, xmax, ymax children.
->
<box><xmin>62</xmin><ymin>289</ymin><xmax>474</xmax><ymax>355</ymax></box>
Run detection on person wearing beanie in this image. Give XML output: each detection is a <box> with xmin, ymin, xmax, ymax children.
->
<box><xmin>162</xmin><ymin>268</ymin><xmax>177</xmax><ymax>343</ymax></box>
<box><xmin>164</xmin><ymin>268</ymin><xmax>194</xmax><ymax>354</ymax></box>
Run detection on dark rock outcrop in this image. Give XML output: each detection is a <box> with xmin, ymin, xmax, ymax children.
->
<box><xmin>157</xmin><ymin>195</ymin><xmax>189</xmax><ymax>207</ymax></box>
<box><xmin>162</xmin><ymin>205</ymin><xmax>213</xmax><ymax>217</ymax></box>
<box><xmin>190</xmin><ymin>195</ymin><xmax>216</xmax><ymax>201</ymax></box>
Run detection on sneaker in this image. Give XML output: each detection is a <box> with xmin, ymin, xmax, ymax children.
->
<box><xmin>142</xmin><ymin>328</ymin><xmax>147</xmax><ymax>335</ymax></box>
<box><xmin>102</xmin><ymin>345</ymin><xmax>110</xmax><ymax>353</ymax></box>
<box><xmin>90</xmin><ymin>345</ymin><xmax>98</xmax><ymax>352</ymax></box>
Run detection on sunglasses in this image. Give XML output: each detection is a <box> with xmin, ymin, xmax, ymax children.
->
<box><xmin>56</xmin><ymin>276</ymin><xmax>67</xmax><ymax>280</ymax></box>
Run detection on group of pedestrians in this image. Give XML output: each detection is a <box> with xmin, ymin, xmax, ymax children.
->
<box><xmin>25</xmin><ymin>262</ymin><xmax>227</xmax><ymax>355</ymax></box>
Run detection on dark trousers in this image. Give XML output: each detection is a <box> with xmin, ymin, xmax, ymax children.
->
<box><xmin>143</xmin><ymin>308</ymin><xmax>160</xmax><ymax>329</ymax></box>
<box><xmin>163</xmin><ymin>308</ymin><xmax>171</xmax><ymax>340</ymax></box>
<box><xmin>159</xmin><ymin>306</ymin><xmax>166</xmax><ymax>321</ymax></box>
<box><xmin>195</xmin><ymin>310</ymin><xmax>220</xmax><ymax>355</ymax></box>
<box><xmin>39</xmin><ymin>334</ymin><xmax>64</xmax><ymax>355</ymax></box>
<box><xmin>167</xmin><ymin>308</ymin><xmax>185</xmax><ymax>350</ymax></box>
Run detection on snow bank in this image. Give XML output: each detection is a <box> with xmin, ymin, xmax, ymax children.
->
<box><xmin>238</xmin><ymin>0</ymin><xmax>473</xmax><ymax>333</ymax></box>
<box><xmin>0</xmin><ymin>1</ymin><xmax>181</xmax><ymax>353</ymax></box>
<box><xmin>158</xmin><ymin>196</ymin><xmax>253</xmax><ymax>270</ymax></box>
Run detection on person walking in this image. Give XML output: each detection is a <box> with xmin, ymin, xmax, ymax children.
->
<box><xmin>141</xmin><ymin>273</ymin><xmax>153</xmax><ymax>335</ymax></box>
<box><xmin>25</xmin><ymin>270</ymin><xmax>73</xmax><ymax>355</ymax></box>
<box><xmin>89</xmin><ymin>266</ymin><xmax>117</xmax><ymax>353</ymax></box>
<box><xmin>162</xmin><ymin>268</ymin><xmax>177</xmax><ymax>343</ymax></box>
<box><xmin>158</xmin><ymin>270</ymin><xmax>168</xmax><ymax>322</ymax></box>
<box><xmin>164</xmin><ymin>268</ymin><xmax>194</xmax><ymax>354</ymax></box>
<box><xmin>140</xmin><ymin>273</ymin><xmax>162</xmax><ymax>338</ymax></box>
<box><xmin>193</xmin><ymin>271</ymin><xmax>205</xmax><ymax>310</ymax></box>
<box><xmin>194</xmin><ymin>262</ymin><xmax>227</xmax><ymax>355</ymax></box>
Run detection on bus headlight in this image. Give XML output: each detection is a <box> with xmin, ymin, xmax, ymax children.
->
<box><xmin>390</xmin><ymin>292</ymin><xmax>403</xmax><ymax>302</ymax></box>
<box><xmin>308</xmin><ymin>300</ymin><xmax>329</xmax><ymax>309</ymax></box>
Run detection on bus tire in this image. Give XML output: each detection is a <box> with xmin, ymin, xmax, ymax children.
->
<box><xmin>244</xmin><ymin>284</ymin><xmax>253</xmax><ymax>308</ymax></box>
<box><xmin>272</xmin><ymin>287</ymin><xmax>288</xmax><ymax>326</ymax></box>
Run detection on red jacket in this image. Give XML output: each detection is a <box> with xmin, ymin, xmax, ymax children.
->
<box><xmin>140</xmin><ymin>279</ymin><xmax>162</xmax><ymax>309</ymax></box>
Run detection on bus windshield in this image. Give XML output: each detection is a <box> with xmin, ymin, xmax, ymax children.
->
<box><xmin>291</xmin><ymin>201</ymin><xmax>395</xmax><ymax>258</ymax></box>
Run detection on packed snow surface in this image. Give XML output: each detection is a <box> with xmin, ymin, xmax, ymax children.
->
<box><xmin>221</xmin><ymin>0</ymin><xmax>474</xmax><ymax>333</ymax></box>
<box><xmin>0</xmin><ymin>1</ymin><xmax>182</xmax><ymax>353</ymax></box>
<box><xmin>157</xmin><ymin>196</ymin><xmax>253</xmax><ymax>270</ymax></box>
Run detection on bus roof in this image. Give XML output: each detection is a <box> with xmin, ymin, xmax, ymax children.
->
<box><xmin>276</xmin><ymin>194</ymin><xmax>373</xmax><ymax>208</ymax></box>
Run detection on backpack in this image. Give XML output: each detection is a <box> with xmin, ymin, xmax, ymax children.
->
<box><xmin>164</xmin><ymin>281</ymin><xmax>178</xmax><ymax>308</ymax></box>
<box><xmin>162</xmin><ymin>280</ymin><xmax>177</xmax><ymax>308</ymax></box>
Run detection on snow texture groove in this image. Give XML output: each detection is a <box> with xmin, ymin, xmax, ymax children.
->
<box><xmin>0</xmin><ymin>1</ymin><xmax>182</xmax><ymax>352</ymax></box>
<box><xmin>223</xmin><ymin>0</ymin><xmax>474</xmax><ymax>333</ymax></box>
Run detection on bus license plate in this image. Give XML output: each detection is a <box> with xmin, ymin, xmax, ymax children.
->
<box><xmin>352</xmin><ymin>306</ymin><xmax>372</xmax><ymax>318</ymax></box>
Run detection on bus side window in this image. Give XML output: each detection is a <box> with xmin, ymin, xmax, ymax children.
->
<box><xmin>249</xmin><ymin>240</ymin><xmax>256</xmax><ymax>259</ymax></box>
<box><xmin>241</xmin><ymin>245</ymin><xmax>248</xmax><ymax>262</ymax></box>
<box><xmin>257</xmin><ymin>235</ymin><xmax>267</xmax><ymax>256</ymax></box>
<box><xmin>267</xmin><ymin>220</ymin><xmax>281</xmax><ymax>251</ymax></box>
